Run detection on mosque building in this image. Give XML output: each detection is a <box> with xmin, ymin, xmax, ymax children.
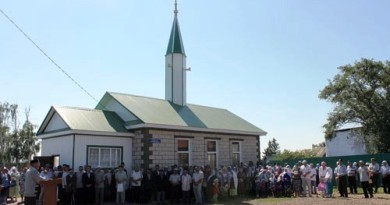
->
<box><xmin>37</xmin><ymin>2</ymin><xmax>267</xmax><ymax>170</ymax></box>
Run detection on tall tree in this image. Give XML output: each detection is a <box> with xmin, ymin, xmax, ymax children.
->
<box><xmin>319</xmin><ymin>58</ymin><xmax>390</xmax><ymax>153</ymax></box>
<box><xmin>0</xmin><ymin>102</ymin><xmax>39</xmax><ymax>163</ymax></box>
<box><xmin>20</xmin><ymin>108</ymin><xmax>40</xmax><ymax>161</ymax></box>
<box><xmin>0</xmin><ymin>102</ymin><xmax>12</xmax><ymax>162</ymax></box>
<box><xmin>262</xmin><ymin>138</ymin><xmax>280</xmax><ymax>160</ymax></box>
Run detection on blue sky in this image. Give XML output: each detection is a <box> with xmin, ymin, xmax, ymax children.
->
<box><xmin>1</xmin><ymin>0</ymin><xmax>390</xmax><ymax>152</ymax></box>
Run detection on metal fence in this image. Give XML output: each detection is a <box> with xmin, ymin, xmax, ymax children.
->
<box><xmin>270</xmin><ymin>153</ymin><xmax>390</xmax><ymax>168</ymax></box>
<box><xmin>269</xmin><ymin>153</ymin><xmax>390</xmax><ymax>186</ymax></box>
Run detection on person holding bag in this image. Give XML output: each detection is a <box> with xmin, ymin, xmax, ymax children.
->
<box><xmin>115</xmin><ymin>165</ymin><xmax>128</xmax><ymax>204</ymax></box>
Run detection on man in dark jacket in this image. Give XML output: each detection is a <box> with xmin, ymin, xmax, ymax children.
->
<box><xmin>82</xmin><ymin>166</ymin><xmax>95</xmax><ymax>205</ymax></box>
<box><xmin>65</xmin><ymin>169</ymin><xmax>76</xmax><ymax>205</ymax></box>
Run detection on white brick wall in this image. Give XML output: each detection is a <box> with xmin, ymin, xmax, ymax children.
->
<box><xmin>133</xmin><ymin>129</ymin><xmax>260</xmax><ymax>168</ymax></box>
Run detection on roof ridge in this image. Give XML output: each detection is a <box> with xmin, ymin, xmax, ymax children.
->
<box><xmin>53</xmin><ymin>105</ymin><xmax>111</xmax><ymax>113</ymax></box>
<box><xmin>107</xmin><ymin>91</ymin><xmax>168</xmax><ymax>102</ymax></box>
<box><xmin>187</xmin><ymin>103</ymin><xmax>229</xmax><ymax>111</ymax></box>
<box><xmin>108</xmin><ymin>91</ymin><xmax>229</xmax><ymax>111</ymax></box>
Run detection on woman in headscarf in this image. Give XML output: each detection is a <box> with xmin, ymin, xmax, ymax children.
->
<box><xmin>1</xmin><ymin>167</ymin><xmax>11</xmax><ymax>205</ymax></box>
<box><xmin>219</xmin><ymin>166</ymin><xmax>231</xmax><ymax>200</ymax></box>
<box><xmin>205</xmin><ymin>168</ymin><xmax>218</xmax><ymax>203</ymax></box>
<box><xmin>291</xmin><ymin>165</ymin><xmax>302</xmax><ymax>198</ymax></box>
<box><xmin>8</xmin><ymin>166</ymin><xmax>20</xmax><ymax>202</ymax></box>
<box><xmin>237</xmin><ymin>167</ymin><xmax>246</xmax><ymax>196</ymax></box>
<box><xmin>228</xmin><ymin>166</ymin><xmax>238</xmax><ymax>198</ymax></box>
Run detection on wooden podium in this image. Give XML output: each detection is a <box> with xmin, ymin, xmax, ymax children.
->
<box><xmin>40</xmin><ymin>178</ymin><xmax>62</xmax><ymax>205</ymax></box>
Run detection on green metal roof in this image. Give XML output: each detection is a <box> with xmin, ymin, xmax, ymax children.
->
<box><xmin>166</xmin><ymin>15</ymin><xmax>185</xmax><ymax>55</ymax></box>
<box><xmin>98</xmin><ymin>92</ymin><xmax>266</xmax><ymax>135</ymax></box>
<box><xmin>51</xmin><ymin>106</ymin><xmax>127</xmax><ymax>133</ymax></box>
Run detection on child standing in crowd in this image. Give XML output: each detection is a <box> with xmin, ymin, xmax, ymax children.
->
<box><xmin>211</xmin><ymin>178</ymin><xmax>219</xmax><ymax>203</ymax></box>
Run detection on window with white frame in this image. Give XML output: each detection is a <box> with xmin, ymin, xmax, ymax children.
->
<box><xmin>87</xmin><ymin>146</ymin><xmax>122</xmax><ymax>168</ymax></box>
<box><xmin>206</xmin><ymin>140</ymin><xmax>218</xmax><ymax>169</ymax></box>
<box><xmin>176</xmin><ymin>139</ymin><xmax>191</xmax><ymax>167</ymax></box>
<box><xmin>231</xmin><ymin>141</ymin><xmax>241</xmax><ymax>166</ymax></box>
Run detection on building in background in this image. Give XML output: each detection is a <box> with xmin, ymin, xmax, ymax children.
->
<box><xmin>37</xmin><ymin>2</ymin><xmax>267</xmax><ymax>171</ymax></box>
<box><xmin>325</xmin><ymin>128</ymin><xmax>368</xmax><ymax>157</ymax></box>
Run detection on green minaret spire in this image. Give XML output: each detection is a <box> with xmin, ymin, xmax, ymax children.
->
<box><xmin>166</xmin><ymin>0</ymin><xmax>185</xmax><ymax>55</ymax></box>
<box><xmin>165</xmin><ymin>0</ymin><xmax>188</xmax><ymax>106</ymax></box>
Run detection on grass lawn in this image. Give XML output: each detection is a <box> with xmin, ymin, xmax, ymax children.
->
<box><xmin>208</xmin><ymin>186</ymin><xmax>389</xmax><ymax>205</ymax></box>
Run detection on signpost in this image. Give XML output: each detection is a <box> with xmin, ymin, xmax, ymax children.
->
<box><xmin>149</xmin><ymin>138</ymin><xmax>161</xmax><ymax>143</ymax></box>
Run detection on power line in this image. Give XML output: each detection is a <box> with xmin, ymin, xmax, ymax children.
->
<box><xmin>0</xmin><ymin>8</ymin><xmax>102</xmax><ymax>106</ymax></box>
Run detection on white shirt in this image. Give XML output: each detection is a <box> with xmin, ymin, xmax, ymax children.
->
<box><xmin>62</xmin><ymin>171</ymin><xmax>69</xmax><ymax>188</ymax></box>
<box><xmin>310</xmin><ymin>167</ymin><xmax>317</xmax><ymax>181</ymax></box>
<box><xmin>192</xmin><ymin>171</ymin><xmax>204</xmax><ymax>185</ymax></box>
<box><xmin>130</xmin><ymin>170</ymin><xmax>143</xmax><ymax>187</ymax></box>
<box><xmin>181</xmin><ymin>174</ymin><xmax>192</xmax><ymax>191</ymax></box>
<box><xmin>381</xmin><ymin>165</ymin><xmax>390</xmax><ymax>177</ymax></box>
<box><xmin>325</xmin><ymin>167</ymin><xmax>333</xmax><ymax>181</ymax></box>
<box><xmin>40</xmin><ymin>170</ymin><xmax>54</xmax><ymax>180</ymax></box>
<box><xmin>358</xmin><ymin>166</ymin><xmax>369</xmax><ymax>182</ymax></box>
<box><xmin>319</xmin><ymin>166</ymin><xmax>327</xmax><ymax>180</ymax></box>
<box><xmin>169</xmin><ymin>173</ymin><xmax>181</xmax><ymax>185</ymax></box>
<box><xmin>300</xmin><ymin>165</ymin><xmax>311</xmax><ymax>180</ymax></box>
<box><xmin>24</xmin><ymin>167</ymin><xmax>44</xmax><ymax>197</ymax></box>
<box><xmin>334</xmin><ymin>166</ymin><xmax>339</xmax><ymax>175</ymax></box>
<box><xmin>369</xmin><ymin>163</ymin><xmax>380</xmax><ymax>174</ymax></box>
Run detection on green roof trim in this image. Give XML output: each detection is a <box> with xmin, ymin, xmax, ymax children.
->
<box><xmin>99</xmin><ymin>92</ymin><xmax>266</xmax><ymax>135</ymax></box>
<box><xmin>166</xmin><ymin>16</ymin><xmax>185</xmax><ymax>55</ymax></box>
<box><xmin>52</xmin><ymin>106</ymin><xmax>127</xmax><ymax>133</ymax></box>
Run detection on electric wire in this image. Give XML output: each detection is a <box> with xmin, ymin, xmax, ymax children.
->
<box><xmin>0</xmin><ymin>8</ymin><xmax>107</xmax><ymax>109</ymax></box>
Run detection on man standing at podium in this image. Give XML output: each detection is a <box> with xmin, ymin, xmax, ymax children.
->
<box><xmin>24</xmin><ymin>159</ymin><xmax>45</xmax><ymax>205</ymax></box>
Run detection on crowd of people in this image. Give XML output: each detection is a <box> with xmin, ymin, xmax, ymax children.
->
<box><xmin>0</xmin><ymin>163</ymin><xmax>26</xmax><ymax>205</ymax></box>
<box><xmin>1</xmin><ymin>157</ymin><xmax>390</xmax><ymax>205</ymax></box>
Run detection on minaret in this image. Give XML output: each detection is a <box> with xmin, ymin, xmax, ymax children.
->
<box><xmin>165</xmin><ymin>0</ymin><xmax>187</xmax><ymax>106</ymax></box>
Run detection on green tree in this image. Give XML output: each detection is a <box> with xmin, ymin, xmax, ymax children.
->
<box><xmin>262</xmin><ymin>138</ymin><xmax>280</xmax><ymax>160</ymax></box>
<box><xmin>273</xmin><ymin>149</ymin><xmax>318</xmax><ymax>162</ymax></box>
<box><xmin>0</xmin><ymin>102</ymin><xmax>39</xmax><ymax>163</ymax></box>
<box><xmin>19</xmin><ymin>108</ymin><xmax>40</xmax><ymax>161</ymax></box>
<box><xmin>0</xmin><ymin>102</ymin><xmax>13</xmax><ymax>162</ymax></box>
<box><xmin>319</xmin><ymin>58</ymin><xmax>390</xmax><ymax>153</ymax></box>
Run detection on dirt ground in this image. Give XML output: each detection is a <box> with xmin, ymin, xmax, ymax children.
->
<box><xmin>6</xmin><ymin>193</ymin><xmax>390</xmax><ymax>205</ymax></box>
<box><xmin>236</xmin><ymin>193</ymin><xmax>390</xmax><ymax>205</ymax></box>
